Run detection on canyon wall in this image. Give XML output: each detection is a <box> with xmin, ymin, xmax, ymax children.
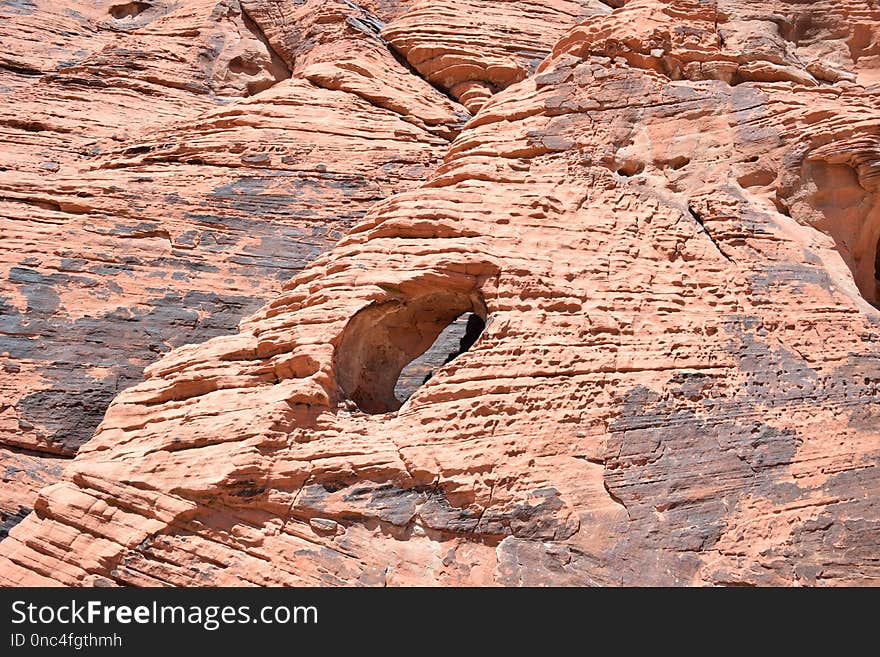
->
<box><xmin>1</xmin><ymin>0</ymin><xmax>878</xmax><ymax>585</ymax></box>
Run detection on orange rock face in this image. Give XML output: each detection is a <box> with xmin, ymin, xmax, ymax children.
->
<box><xmin>1</xmin><ymin>0</ymin><xmax>879</xmax><ymax>585</ymax></box>
<box><xmin>0</xmin><ymin>0</ymin><xmax>461</xmax><ymax>522</ymax></box>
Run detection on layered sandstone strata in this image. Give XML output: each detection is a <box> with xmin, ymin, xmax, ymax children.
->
<box><xmin>1</xmin><ymin>0</ymin><xmax>879</xmax><ymax>585</ymax></box>
<box><xmin>0</xmin><ymin>0</ymin><xmax>465</xmax><ymax>524</ymax></box>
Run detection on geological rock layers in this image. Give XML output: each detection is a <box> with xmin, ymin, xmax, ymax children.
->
<box><xmin>1</xmin><ymin>0</ymin><xmax>879</xmax><ymax>585</ymax></box>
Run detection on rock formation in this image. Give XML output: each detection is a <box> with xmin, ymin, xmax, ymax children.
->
<box><xmin>1</xmin><ymin>0</ymin><xmax>878</xmax><ymax>585</ymax></box>
<box><xmin>0</xmin><ymin>0</ymin><xmax>465</xmax><ymax>524</ymax></box>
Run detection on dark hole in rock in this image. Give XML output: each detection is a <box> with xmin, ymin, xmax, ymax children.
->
<box><xmin>656</xmin><ymin>155</ymin><xmax>690</xmax><ymax>172</ymax></box>
<box><xmin>229</xmin><ymin>55</ymin><xmax>262</xmax><ymax>76</ymax></box>
<box><xmin>395</xmin><ymin>312</ymin><xmax>485</xmax><ymax>403</ymax></box>
<box><xmin>109</xmin><ymin>2</ymin><xmax>150</xmax><ymax>20</ymax></box>
<box><xmin>875</xmin><ymin>235</ymin><xmax>880</xmax><ymax>283</ymax></box>
<box><xmin>778</xmin><ymin>11</ymin><xmax>847</xmax><ymax>46</ymax></box>
<box><xmin>737</xmin><ymin>168</ymin><xmax>776</xmax><ymax>188</ymax></box>
<box><xmin>336</xmin><ymin>292</ymin><xmax>486</xmax><ymax>414</ymax></box>
<box><xmin>617</xmin><ymin>159</ymin><xmax>645</xmax><ymax>177</ymax></box>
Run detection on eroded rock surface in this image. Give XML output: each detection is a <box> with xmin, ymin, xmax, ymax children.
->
<box><xmin>1</xmin><ymin>0</ymin><xmax>879</xmax><ymax>586</ymax></box>
<box><xmin>0</xmin><ymin>0</ymin><xmax>464</xmax><ymax>519</ymax></box>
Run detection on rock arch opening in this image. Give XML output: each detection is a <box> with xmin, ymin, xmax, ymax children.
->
<box><xmin>336</xmin><ymin>292</ymin><xmax>486</xmax><ymax>414</ymax></box>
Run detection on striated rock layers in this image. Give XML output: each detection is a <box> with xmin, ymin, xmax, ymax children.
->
<box><xmin>1</xmin><ymin>0</ymin><xmax>879</xmax><ymax>585</ymax></box>
<box><xmin>0</xmin><ymin>0</ymin><xmax>466</xmax><ymax>528</ymax></box>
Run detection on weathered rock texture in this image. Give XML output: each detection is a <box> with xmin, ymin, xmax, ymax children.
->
<box><xmin>0</xmin><ymin>0</ymin><xmax>464</xmax><ymax>517</ymax></box>
<box><xmin>1</xmin><ymin>0</ymin><xmax>879</xmax><ymax>586</ymax></box>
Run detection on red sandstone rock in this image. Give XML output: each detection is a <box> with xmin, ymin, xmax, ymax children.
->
<box><xmin>0</xmin><ymin>0</ymin><xmax>461</xmax><ymax>514</ymax></box>
<box><xmin>1</xmin><ymin>0</ymin><xmax>879</xmax><ymax>586</ymax></box>
<box><xmin>383</xmin><ymin>1</ymin><xmax>614</xmax><ymax>111</ymax></box>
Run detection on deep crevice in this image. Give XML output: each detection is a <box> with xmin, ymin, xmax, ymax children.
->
<box><xmin>237</xmin><ymin>4</ymin><xmax>293</xmax><ymax>94</ymax></box>
<box><xmin>0</xmin><ymin>443</ymin><xmax>74</xmax><ymax>459</ymax></box>
<box><xmin>0</xmin><ymin>61</ymin><xmax>43</xmax><ymax>77</ymax></box>
<box><xmin>383</xmin><ymin>40</ymin><xmax>464</xmax><ymax>110</ymax></box>
<box><xmin>687</xmin><ymin>204</ymin><xmax>733</xmax><ymax>263</ymax></box>
<box><xmin>0</xmin><ymin>506</ymin><xmax>32</xmax><ymax>542</ymax></box>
